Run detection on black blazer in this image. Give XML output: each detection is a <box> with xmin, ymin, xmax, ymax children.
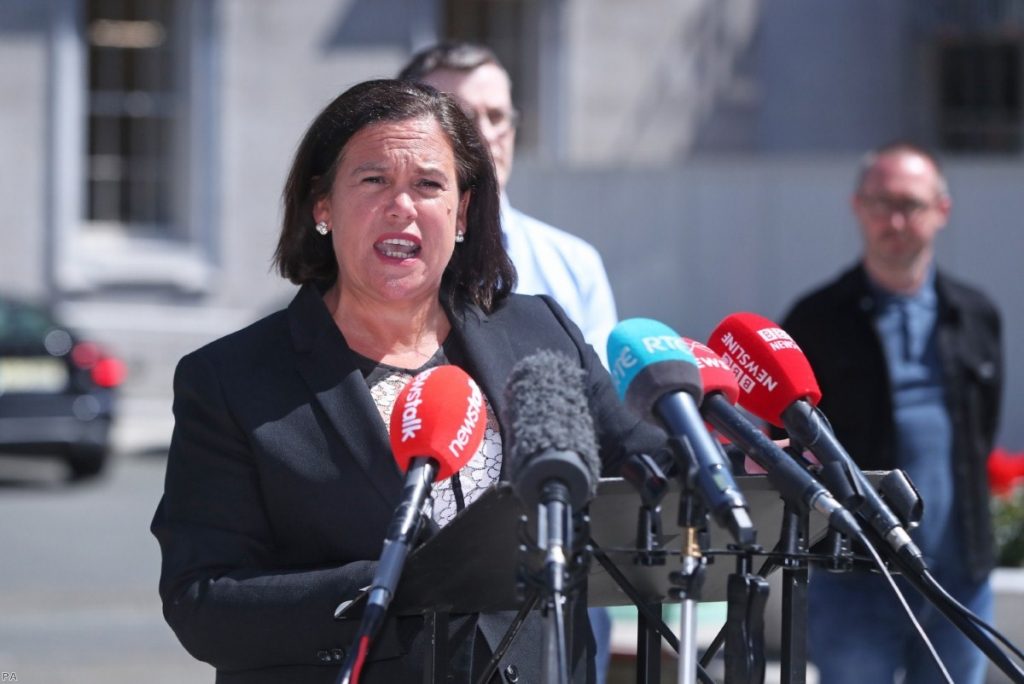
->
<box><xmin>152</xmin><ymin>284</ymin><xmax>665</xmax><ymax>683</ymax></box>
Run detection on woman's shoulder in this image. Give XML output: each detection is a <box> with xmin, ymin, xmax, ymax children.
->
<box><xmin>480</xmin><ymin>293</ymin><xmax>588</xmax><ymax>355</ymax></box>
<box><xmin>484</xmin><ymin>292</ymin><xmax>571</xmax><ymax>327</ymax></box>
<box><xmin>489</xmin><ymin>291</ymin><xmax>561</xmax><ymax>315</ymax></box>
<box><xmin>180</xmin><ymin>307</ymin><xmax>291</xmax><ymax>372</ymax></box>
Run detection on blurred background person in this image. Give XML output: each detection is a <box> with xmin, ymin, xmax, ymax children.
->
<box><xmin>399</xmin><ymin>41</ymin><xmax>619</xmax><ymax>684</ymax></box>
<box><xmin>780</xmin><ymin>142</ymin><xmax>1003</xmax><ymax>683</ymax></box>
<box><xmin>398</xmin><ymin>41</ymin><xmax>618</xmax><ymax>365</ymax></box>
<box><xmin>151</xmin><ymin>78</ymin><xmax>667</xmax><ymax>683</ymax></box>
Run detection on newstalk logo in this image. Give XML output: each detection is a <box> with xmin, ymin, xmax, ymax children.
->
<box><xmin>448</xmin><ymin>378</ymin><xmax>484</xmax><ymax>460</ymax></box>
<box><xmin>399</xmin><ymin>368</ymin><xmax>432</xmax><ymax>441</ymax></box>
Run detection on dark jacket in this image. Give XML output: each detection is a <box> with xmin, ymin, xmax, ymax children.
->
<box><xmin>779</xmin><ymin>263</ymin><xmax>1003</xmax><ymax>581</ymax></box>
<box><xmin>151</xmin><ymin>284</ymin><xmax>665</xmax><ymax>683</ymax></box>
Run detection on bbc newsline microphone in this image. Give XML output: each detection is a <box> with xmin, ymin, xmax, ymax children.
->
<box><xmin>503</xmin><ymin>350</ymin><xmax>601</xmax><ymax>598</ymax></box>
<box><xmin>607</xmin><ymin>318</ymin><xmax>756</xmax><ymax>547</ymax></box>
<box><xmin>707</xmin><ymin>312</ymin><xmax>927</xmax><ymax>575</ymax></box>
<box><xmin>337</xmin><ymin>364</ymin><xmax>485</xmax><ymax>684</ymax></box>
<box><xmin>683</xmin><ymin>337</ymin><xmax>861</xmax><ymax>538</ymax></box>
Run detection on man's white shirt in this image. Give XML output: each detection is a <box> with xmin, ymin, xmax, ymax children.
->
<box><xmin>501</xmin><ymin>198</ymin><xmax>618</xmax><ymax>367</ymax></box>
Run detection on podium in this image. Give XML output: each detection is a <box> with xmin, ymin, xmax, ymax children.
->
<box><xmin>348</xmin><ymin>472</ymin><xmax>893</xmax><ymax>683</ymax></box>
<box><xmin>393</xmin><ymin>475</ymin><xmax>831</xmax><ymax>613</ymax></box>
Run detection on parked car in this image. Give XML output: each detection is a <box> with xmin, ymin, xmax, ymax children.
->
<box><xmin>0</xmin><ymin>295</ymin><xmax>125</xmax><ymax>479</ymax></box>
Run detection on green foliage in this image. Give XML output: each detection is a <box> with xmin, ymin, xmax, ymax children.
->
<box><xmin>992</xmin><ymin>486</ymin><xmax>1024</xmax><ymax>567</ymax></box>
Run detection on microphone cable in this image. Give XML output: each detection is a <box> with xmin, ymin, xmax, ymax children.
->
<box><xmin>878</xmin><ymin>536</ymin><xmax>1024</xmax><ymax>682</ymax></box>
<box><xmin>854</xmin><ymin>529</ymin><xmax>954</xmax><ymax>684</ymax></box>
<box><xmin>694</xmin><ymin>527</ymin><xmax>953</xmax><ymax>684</ymax></box>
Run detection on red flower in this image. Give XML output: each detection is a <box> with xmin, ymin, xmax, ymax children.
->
<box><xmin>988</xmin><ymin>447</ymin><xmax>1024</xmax><ymax>497</ymax></box>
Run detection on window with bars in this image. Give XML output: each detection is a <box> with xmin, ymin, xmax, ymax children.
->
<box><xmin>441</xmin><ymin>0</ymin><xmax>544</xmax><ymax>152</ymax></box>
<box><xmin>51</xmin><ymin>0</ymin><xmax>216</xmax><ymax>291</ymax></box>
<box><xmin>85</xmin><ymin>0</ymin><xmax>178</xmax><ymax>232</ymax></box>
<box><xmin>937</xmin><ymin>36</ymin><xmax>1023</xmax><ymax>153</ymax></box>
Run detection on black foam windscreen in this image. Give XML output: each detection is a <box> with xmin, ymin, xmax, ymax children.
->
<box><xmin>503</xmin><ymin>349</ymin><xmax>600</xmax><ymax>507</ymax></box>
<box><xmin>624</xmin><ymin>359</ymin><xmax>703</xmax><ymax>421</ymax></box>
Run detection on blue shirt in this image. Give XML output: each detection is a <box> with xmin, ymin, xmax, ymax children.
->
<box><xmin>501</xmin><ymin>197</ymin><xmax>618</xmax><ymax>366</ymax></box>
<box><xmin>869</xmin><ymin>269</ymin><xmax>958</xmax><ymax>568</ymax></box>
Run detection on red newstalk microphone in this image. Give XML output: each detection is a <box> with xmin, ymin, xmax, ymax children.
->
<box><xmin>706</xmin><ymin>313</ymin><xmax>926</xmax><ymax>575</ymax></box>
<box><xmin>338</xmin><ymin>365</ymin><xmax>486</xmax><ymax>684</ymax></box>
<box><xmin>682</xmin><ymin>337</ymin><xmax>861</xmax><ymax>536</ymax></box>
<box><xmin>389</xmin><ymin>364</ymin><xmax>487</xmax><ymax>479</ymax></box>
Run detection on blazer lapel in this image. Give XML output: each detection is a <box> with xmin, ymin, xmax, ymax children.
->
<box><xmin>288</xmin><ymin>284</ymin><xmax>403</xmax><ymax>507</ymax></box>
<box><xmin>448</xmin><ymin>302</ymin><xmax>518</xmax><ymax>472</ymax></box>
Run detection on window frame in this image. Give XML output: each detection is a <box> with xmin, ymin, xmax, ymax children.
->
<box><xmin>48</xmin><ymin>0</ymin><xmax>219</xmax><ymax>294</ymax></box>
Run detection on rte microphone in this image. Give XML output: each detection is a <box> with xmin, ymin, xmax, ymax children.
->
<box><xmin>707</xmin><ymin>312</ymin><xmax>927</xmax><ymax>575</ymax></box>
<box><xmin>607</xmin><ymin>318</ymin><xmax>756</xmax><ymax>547</ymax></box>
<box><xmin>337</xmin><ymin>364</ymin><xmax>485</xmax><ymax>684</ymax></box>
<box><xmin>682</xmin><ymin>337</ymin><xmax>861</xmax><ymax>538</ymax></box>
<box><xmin>503</xmin><ymin>349</ymin><xmax>601</xmax><ymax>598</ymax></box>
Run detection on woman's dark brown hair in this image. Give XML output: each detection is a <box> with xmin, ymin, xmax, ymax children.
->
<box><xmin>274</xmin><ymin>79</ymin><xmax>515</xmax><ymax>311</ymax></box>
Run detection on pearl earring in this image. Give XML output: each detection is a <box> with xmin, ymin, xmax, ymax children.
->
<box><xmin>454</xmin><ymin>232</ymin><xmax>465</xmax><ymax>243</ymax></box>
<box><xmin>315</xmin><ymin>221</ymin><xmax>329</xmax><ymax>236</ymax></box>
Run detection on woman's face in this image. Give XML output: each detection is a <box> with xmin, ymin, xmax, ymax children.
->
<box><xmin>314</xmin><ymin>116</ymin><xmax>469</xmax><ymax>309</ymax></box>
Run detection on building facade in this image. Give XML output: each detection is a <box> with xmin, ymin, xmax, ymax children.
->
<box><xmin>2</xmin><ymin>0</ymin><xmax>1022</xmax><ymax>451</ymax></box>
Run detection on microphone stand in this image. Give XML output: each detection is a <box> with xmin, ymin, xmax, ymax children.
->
<box><xmin>511</xmin><ymin>484</ymin><xmax>591</xmax><ymax>684</ymax></box>
<box><xmin>540</xmin><ymin>480</ymin><xmax>573</xmax><ymax>684</ymax></box>
<box><xmin>699</xmin><ymin>497</ymin><xmax>816</xmax><ymax>683</ymax></box>
<box><xmin>474</xmin><ymin>592</ymin><xmax>540</xmax><ymax>684</ymax></box>
<box><xmin>723</xmin><ymin>547</ymin><xmax>769</xmax><ymax>684</ymax></box>
<box><xmin>776</xmin><ymin>500</ymin><xmax>810</xmax><ymax>684</ymax></box>
<box><xmin>590</xmin><ymin>524</ymin><xmax>720</xmax><ymax>684</ymax></box>
<box><xmin>668</xmin><ymin>454</ymin><xmax>709</xmax><ymax>684</ymax></box>
<box><xmin>635</xmin><ymin>501</ymin><xmax>668</xmax><ymax>684</ymax></box>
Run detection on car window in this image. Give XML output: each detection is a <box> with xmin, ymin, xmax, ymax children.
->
<box><xmin>0</xmin><ymin>300</ymin><xmax>59</xmax><ymax>344</ymax></box>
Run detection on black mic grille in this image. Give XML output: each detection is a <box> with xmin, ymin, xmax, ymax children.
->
<box><xmin>503</xmin><ymin>349</ymin><xmax>600</xmax><ymax>507</ymax></box>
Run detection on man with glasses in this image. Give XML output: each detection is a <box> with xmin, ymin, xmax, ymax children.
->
<box><xmin>398</xmin><ymin>42</ymin><xmax>618</xmax><ymax>366</ymax></box>
<box><xmin>779</xmin><ymin>142</ymin><xmax>1003</xmax><ymax>683</ymax></box>
<box><xmin>399</xmin><ymin>42</ymin><xmax>619</xmax><ymax>683</ymax></box>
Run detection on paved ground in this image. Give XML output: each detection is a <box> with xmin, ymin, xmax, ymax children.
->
<box><xmin>0</xmin><ymin>451</ymin><xmax>212</xmax><ymax>683</ymax></box>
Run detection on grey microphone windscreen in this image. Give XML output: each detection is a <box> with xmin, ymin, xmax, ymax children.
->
<box><xmin>503</xmin><ymin>349</ymin><xmax>600</xmax><ymax>508</ymax></box>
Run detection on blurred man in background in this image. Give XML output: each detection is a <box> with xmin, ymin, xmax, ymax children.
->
<box><xmin>780</xmin><ymin>142</ymin><xmax>1003</xmax><ymax>683</ymax></box>
<box><xmin>399</xmin><ymin>41</ymin><xmax>618</xmax><ymax>365</ymax></box>
<box><xmin>400</xmin><ymin>41</ymin><xmax>619</xmax><ymax>683</ymax></box>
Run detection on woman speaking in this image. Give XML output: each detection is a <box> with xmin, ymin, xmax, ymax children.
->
<box><xmin>152</xmin><ymin>79</ymin><xmax>665</xmax><ymax>683</ymax></box>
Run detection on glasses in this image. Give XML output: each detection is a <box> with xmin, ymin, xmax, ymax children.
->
<box><xmin>461</xmin><ymin>105</ymin><xmax>520</xmax><ymax>135</ymax></box>
<box><xmin>858</xmin><ymin>194</ymin><xmax>936</xmax><ymax>221</ymax></box>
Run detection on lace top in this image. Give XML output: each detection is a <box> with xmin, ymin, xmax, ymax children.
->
<box><xmin>353</xmin><ymin>343</ymin><xmax>503</xmax><ymax>527</ymax></box>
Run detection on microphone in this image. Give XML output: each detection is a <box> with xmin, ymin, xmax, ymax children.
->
<box><xmin>338</xmin><ymin>364</ymin><xmax>485</xmax><ymax>684</ymax></box>
<box><xmin>707</xmin><ymin>312</ymin><xmax>926</xmax><ymax>575</ymax></box>
<box><xmin>503</xmin><ymin>349</ymin><xmax>601</xmax><ymax>596</ymax></box>
<box><xmin>503</xmin><ymin>350</ymin><xmax>600</xmax><ymax>684</ymax></box>
<box><xmin>606</xmin><ymin>318</ymin><xmax>755</xmax><ymax>547</ymax></box>
<box><xmin>682</xmin><ymin>337</ymin><xmax>861</xmax><ymax>538</ymax></box>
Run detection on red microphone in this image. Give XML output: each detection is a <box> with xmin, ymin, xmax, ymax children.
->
<box><xmin>339</xmin><ymin>365</ymin><xmax>486</xmax><ymax>684</ymax></box>
<box><xmin>684</xmin><ymin>337</ymin><xmax>740</xmax><ymax>405</ymax></box>
<box><xmin>707</xmin><ymin>313</ymin><xmax>927</xmax><ymax>575</ymax></box>
<box><xmin>682</xmin><ymin>337</ymin><xmax>861</xmax><ymax>536</ymax></box>
<box><xmin>705</xmin><ymin>312</ymin><xmax>820</xmax><ymax>427</ymax></box>
<box><xmin>389</xmin><ymin>364</ymin><xmax>486</xmax><ymax>479</ymax></box>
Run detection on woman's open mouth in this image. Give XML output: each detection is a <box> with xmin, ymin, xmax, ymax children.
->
<box><xmin>375</xmin><ymin>237</ymin><xmax>421</xmax><ymax>259</ymax></box>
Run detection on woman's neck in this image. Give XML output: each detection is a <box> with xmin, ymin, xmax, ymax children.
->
<box><xmin>324</xmin><ymin>285</ymin><xmax>451</xmax><ymax>368</ymax></box>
